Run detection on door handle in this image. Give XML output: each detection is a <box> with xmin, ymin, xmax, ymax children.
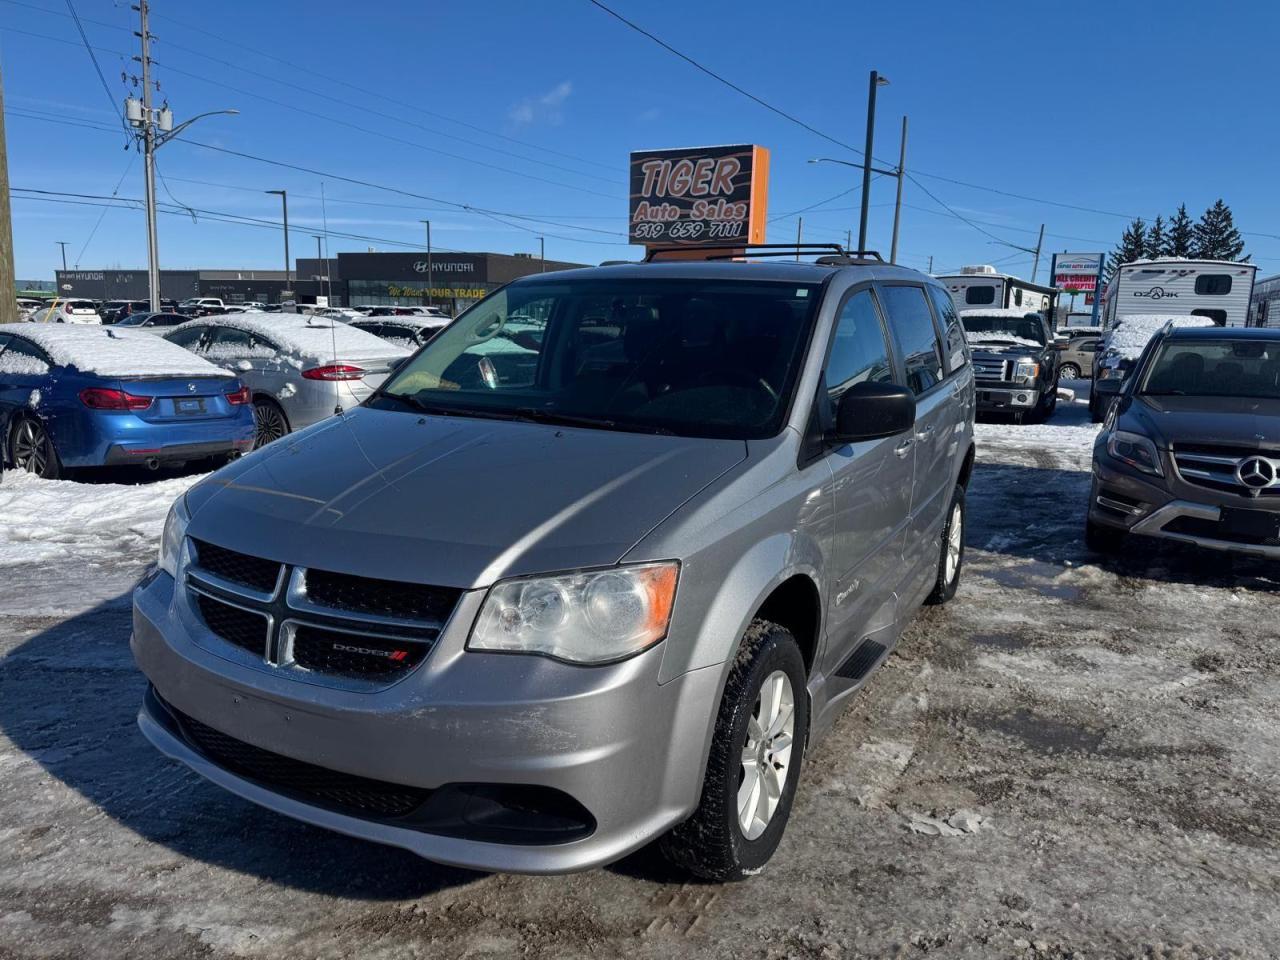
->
<box><xmin>916</xmin><ymin>425</ymin><xmax>935</xmax><ymax>441</ymax></box>
<box><xmin>894</xmin><ymin>438</ymin><xmax>913</xmax><ymax>458</ymax></box>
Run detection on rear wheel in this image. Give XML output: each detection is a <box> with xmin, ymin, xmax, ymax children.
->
<box><xmin>252</xmin><ymin>397</ymin><xmax>290</xmax><ymax>449</ymax></box>
<box><xmin>8</xmin><ymin>416</ymin><xmax>61</xmax><ymax>479</ymax></box>
<box><xmin>926</xmin><ymin>485</ymin><xmax>966</xmax><ymax>605</ymax></box>
<box><xmin>660</xmin><ymin>620</ymin><xmax>808</xmax><ymax>881</ymax></box>
<box><xmin>1060</xmin><ymin>362</ymin><xmax>1081</xmax><ymax>380</ymax></box>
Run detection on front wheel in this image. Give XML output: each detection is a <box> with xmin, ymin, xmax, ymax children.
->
<box><xmin>8</xmin><ymin>416</ymin><xmax>62</xmax><ymax>479</ymax></box>
<box><xmin>660</xmin><ymin>620</ymin><xmax>808</xmax><ymax>881</ymax></box>
<box><xmin>1060</xmin><ymin>363</ymin><xmax>1081</xmax><ymax>380</ymax></box>
<box><xmin>926</xmin><ymin>484</ymin><xmax>966</xmax><ymax>605</ymax></box>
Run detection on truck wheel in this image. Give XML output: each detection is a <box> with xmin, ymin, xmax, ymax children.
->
<box><xmin>1086</xmin><ymin>518</ymin><xmax>1126</xmax><ymax>553</ymax></box>
<box><xmin>660</xmin><ymin>619</ymin><xmax>808</xmax><ymax>882</ymax></box>
<box><xmin>926</xmin><ymin>485</ymin><xmax>966</xmax><ymax>605</ymax></box>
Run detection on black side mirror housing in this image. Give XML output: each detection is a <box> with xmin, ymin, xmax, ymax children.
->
<box><xmin>828</xmin><ymin>382</ymin><xmax>916</xmax><ymax>444</ymax></box>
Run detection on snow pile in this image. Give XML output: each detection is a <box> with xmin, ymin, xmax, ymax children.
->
<box><xmin>904</xmin><ymin>809</ymin><xmax>989</xmax><ymax>837</ymax></box>
<box><xmin>6</xmin><ymin>325</ymin><xmax>229</xmax><ymax>378</ymax></box>
<box><xmin>959</xmin><ymin>308</ymin><xmax>1041</xmax><ymax>319</ymax></box>
<box><xmin>1104</xmin><ymin>315</ymin><xmax>1217</xmax><ymax>360</ymax></box>
<box><xmin>0</xmin><ymin>352</ymin><xmax>49</xmax><ymax>375</ymax></box>
<box><xmin>174</xmin><ymin>312</ymin><xmax>409</xmax><ymax>363</ymax></box>
<box><xmin>0</xmin><ymin>470</ymin><xmax>202</xmax><ymax>616</ymax></box>
<box><xmin>965</xmin><ymin>331</ymin><xmax>1041</xmax><ymax>348</ymax></box>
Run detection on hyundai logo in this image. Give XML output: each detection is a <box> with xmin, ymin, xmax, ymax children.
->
<box><xmin>1236</xmin><ymin>456</ymin><xmax>1278</xmax><ymax>489</ymax></box>
<box><xmin>412</xmin><ymin>261</ymin><xmax>431</xmax><ymax>273</ymax></box>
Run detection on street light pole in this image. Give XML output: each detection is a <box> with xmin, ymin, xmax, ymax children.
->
<box><xmin>266</xmin><ymin>190</ymin><xmax>290</xmax><ymax>292</ymax></box>
<box><xmin>538</xmin><ymin>236</ymin><xmax>545</xmax><ymax>272</ymax></box>
<box><xmin>313</xmin><ymin>235</ymin><xmax>323</xmax><ymax>260</ymax></box>
<box><xmin>858</xmin><ymin>70</ymin><xmax>889</xmax><ymax>252</ymax></box>
<box><xmin>420</xmin><ymin>219</ymin><xmax>433</xmax><ymax>306</ymax></box>
<box><xmin>56</xmin><ymin>241</ymin><xmax>68</xmax><ymax>272</ymax></box>
<box><xmin>889</xmin><ymin>115</ymin><xmax>908</xmax><ymax>265</ymax></box>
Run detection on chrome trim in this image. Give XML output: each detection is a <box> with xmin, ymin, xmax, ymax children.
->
<box><xmin>1174</xmin><ymin>452</ymin><xmax>1241</xmax><ymax>466</ymax></box>
<box><xmin>1130</xmin><ymin>499</ymin><xmax>1280</xmax><ymax>559</ymax></box>
<box><xmin>285</xmin><ymin>567</ymin><xmax>447</xmax><ymax>632</ymax></box>
<box><xmin>278</xmin><ymin>617</ymin><xmax>433</xmax><ymax>667</ymax></box>
<box><xmin>1096</xmin><ymin>495</ymin><xmax>1144</xmax><ymax>516</ymax></box>
<box><xmin>187</xmin><ymin>564</ymin><xmax>283</xmax><ymax>605</ymax></box>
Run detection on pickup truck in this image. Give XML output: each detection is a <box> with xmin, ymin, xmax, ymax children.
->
<box><xmin>960</xmin><ymin>308</ymin><xmax>1059</xmax><ymax>423</ymax></box>
<box><xmin>176</xmin><ymin>297</ymin><xmax>227</xmax><ymax>318</ymax></box>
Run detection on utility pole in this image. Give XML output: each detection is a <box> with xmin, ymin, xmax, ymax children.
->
<box><xmin>313</xmin><ymin>235</ymin><xmax>323</xmax><ymax>261</ymax></box>
<box><xmin>845</xmin><ymin>229</ymin><xmax>852</xmax><ymax>252</ymax></box>
<box><xmin>420</xmin><ymin>219</ymin><xmax>433</xmax><ymax>306</ymax></box>
<box><xmin>538</xmin><ymin>236</ymin><xmax>545</xmax><ymax>272</ymax></box>
<box><xmin>56</xmin><ymin>241</ymin><xmax>68</xmax><ymax>272</ymax></box>
<box><xmin>889</xmin><ymin>116</ymin><xmax>908</xmax><ymax>265</ymax></box>
<box><xmin>1030</xmin><ymin>223</ymin><xmax>1045</xmax><ymax>283</ymax></box>
<box><xmin>0</xmin><ymin>66</ymin><xmax>16</xmax><ymax>325</ymax></box>
<box><xmin>266</xmin><ymin>190</ymin><xmax>290</xmax><ymax>290</ymax></box>
<box><xmin>137</xmin><ymin>0</ymin><xmax>160</xmax><ymax>311</ymax></box>
<box><xmin>795</xmin><ymin>218</ymin><xmax>803</xmax><ymax>260</ymax></box>
<box><xmin>858</xmin><ymin>70</ymin><xmax>889</xmax><ymax>252</ymax></box>
<box><xmin>928</xmin><ymin>255</ymin><xmax>934</xmax><ymax>274</ymax></box>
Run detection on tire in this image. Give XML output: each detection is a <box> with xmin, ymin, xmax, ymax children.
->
<box><xmin>1086</xmin><ymin>518</ymin><xmax>1126</xmax><ymax>553</ymax></box>
<box><xmin>660</xmin><ymin>620</ymin><xmax>809</xmax><ymax>882</ymax></box>
<box><xmin>925</xmin><ymin>484</ymin><xmax>966</xmax><ymax>605</ymax></box>
<box><xmin>1060</xmin><ymin>363</ymin><xmax>1081</xmax><ymax>380</ymax></box>
<box><xmin>8</xmin><ymin>416</ymin><xmax>62</xmax><ymax>479</ymax></box>
<box><xmin>252</xmin><ymin>397</ymin><xmax>290</xmax><ymax>449</ymax></box>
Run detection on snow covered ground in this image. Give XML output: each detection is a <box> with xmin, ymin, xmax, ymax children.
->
<box><xmin>2</xmin><ymin>384</ymin><xmax>1279</xmax><ymax>959</ymax></box>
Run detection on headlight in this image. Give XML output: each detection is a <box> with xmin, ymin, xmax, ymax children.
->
<box><xmin>1106</xmin><ymin>430</ymin><xmax>1163</xmax><ymax>477</ymax></box>
<box><xmin>469</xmin><ymin>561</ymin><xmax>679</xmax><ymax>664</ymax></box>
<box><xmin>157</xmin><ymin>497</ymin><xmax>190</xmax><ymax>579</ymax></box>
<box><xmin>1013</xmin><ymin>360</ymin><xmax>1039</xmax><ymax>381</ymax></box>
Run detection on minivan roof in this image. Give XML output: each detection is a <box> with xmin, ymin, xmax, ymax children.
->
<box><xmin>511</xmin><ymin>259</ymin><xmax>934</xmax><ymax>286</ymax></box>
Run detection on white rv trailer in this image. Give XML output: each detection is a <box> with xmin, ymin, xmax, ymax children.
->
<box><xmin>937</xmin><ymin>265</ymin><xmax>1060</xmax><ymax>327</ymax></box>
<box><xmin>1097</xmin><ymin>258</ymin><xmax>1257</xmax><ymax>329</ymax></box>
<box><xmin>1248</xmin><ymin>273</ymin><xmax>1280</xmax><ymax>328</ymax></box>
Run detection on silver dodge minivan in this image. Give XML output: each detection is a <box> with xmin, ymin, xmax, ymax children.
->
<box><xmin>132</xmin><ymin>249</ymin><xmax>976</xmax><ymax>880</ymax></box>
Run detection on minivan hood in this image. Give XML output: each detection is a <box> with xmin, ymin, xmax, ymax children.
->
<box><xmin>184</xmin><ymin>406</ymin><xmax>746</xmax><ymax>588</ymax></box>
<box><xmin>1124</xmin><ymin>395</ymin><xmax>1280</xmax><ymax>450</ymax></box>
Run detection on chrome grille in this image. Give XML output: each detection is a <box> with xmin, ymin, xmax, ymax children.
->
<box><xmin>1172</xmin><ymin>444</ymin><xmax>1280</xmax><ymax>497</ymax></box>
<box><xmin>184</xmin><ymin>541</ymin><xmax>462</xmax><ymax>687</ymax></box>
<box><xmin>971</xmin><ymin>358</ymin><xmax>1009</xmax><ymax>381</ymax></box>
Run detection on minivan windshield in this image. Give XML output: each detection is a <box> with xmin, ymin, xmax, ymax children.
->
<box><xmin>1140</xmin><ymin>339</ymin><xmax>1280</xmax><ymax>399</ymax></box>
<box><xmin>960</xmin><ymin>313</ymin><xmax>1045</xmax><ymax>347</ymax></box>
<box><xmin>374</xmin><ymin>278</ymin><xmax>822</xmax><ymax>439</ymax></box>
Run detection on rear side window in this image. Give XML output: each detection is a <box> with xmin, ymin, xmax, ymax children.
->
<box><xmin>166</xmin><ymin>325</ymin><xmax>207</xmax><ymax>349</ymax></box>
<box><xmin>880</xmin><ymin>285</ymin><xmax>944</xmax><ymax>395</ymax></box>
<box><xmin>824</xmin><ymin>289</ymin><xmax>894</xmax><ymax>399</ymax></box>
<box><xmin>927</xmin><ymin>286</ymin><xmax>968</xmax><ymax>372</ymax></box>
<box><xmin>0</xmin><ymin>336</ymin><xmax>52</xmax><ymax>374</ymax></box>
<box><xmin>965</xmin><ymin>286</ymin><xmax>996</xmax><ymax>305</ymax></box>
<box><xmin>1195</xmin><ymin>274</ymin><xmax>1232</xmax><ymax>296</ymax></box>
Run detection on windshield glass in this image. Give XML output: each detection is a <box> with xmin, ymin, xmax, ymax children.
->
<box><xmin>374</xmin><ymin>278</ymin><xmax>821</xmax><ymax>439</ymax></box>
<box><xmin>960</xmin><ymin>314</ymin><xmax>1045</xmax><ymax>346</ymax></box>
<box><xmin>1141</xmin><ymin>339</ymin><xmax>1280</xmax><ymax>399</ymax></box>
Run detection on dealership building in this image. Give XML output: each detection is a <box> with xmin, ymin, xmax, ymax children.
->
<box><xmin>55</xmin><ymin>250</ymin><xmax>587</xmax><ymax>312</ymax></box>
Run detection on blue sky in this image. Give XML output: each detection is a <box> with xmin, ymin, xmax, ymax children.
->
<box><xmin>4</xmin><ymin>0</ymin><xmax>1280</xmax><ymax>282</ymax></box>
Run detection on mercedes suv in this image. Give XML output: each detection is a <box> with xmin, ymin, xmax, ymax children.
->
<box><xmin>132</xmin><ymin>249</ymin><xmax>977</xmax><ymax>880</ymax></box>
<box><xmin>1087</xmin><ymin>324</ymin><xmax>1280</xmax><ymax>558</ymax></box>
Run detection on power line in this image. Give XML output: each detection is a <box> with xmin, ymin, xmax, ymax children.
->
<box><xmin>73</xmin><ymin>155</ymin><xmax>135</xmax><ymax>267</ymax></box>
<box><xmin>61</xmin><ymin>0</ymin><xmax>126</xmax><ymax>137</ymax></box>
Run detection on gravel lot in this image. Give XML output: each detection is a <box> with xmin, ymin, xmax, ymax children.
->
<box><xmin>2</xmin><ymin>387</ymin><xmax>1278</xmax><ymax>959</ymax></box>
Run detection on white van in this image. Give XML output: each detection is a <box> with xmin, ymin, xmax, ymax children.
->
<box><xmin>1099</xmin><ymin>259</ymin><xmax>1257</xmax><ymax>329</ymax></box>
<box><xmin>937</xmin><ymin>265</ymin><xmax>1059</xmax><ymax>327</ymax></box>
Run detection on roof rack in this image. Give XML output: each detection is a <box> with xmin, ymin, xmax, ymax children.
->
<box><xmin>642</xmin><ymin>243</ymin><xmax>884</xmax><ymax>264</ymax></box>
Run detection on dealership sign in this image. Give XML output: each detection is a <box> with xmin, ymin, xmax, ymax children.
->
<box><xmin>1050</xmin><ymin>253</ymin><xmax>1104</xmax><ymax>292</ymax></box>
<box><xmin>629</xmin><ymin>144</ymin><xmax>769</xmax><ymax>247</ymax></box>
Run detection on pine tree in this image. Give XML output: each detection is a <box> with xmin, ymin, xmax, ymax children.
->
<box><xmin>1146</xmin><ymin>215</ymin><xmax>1167</xmax><ymax>259</ymax></box>
<box><xmin>1106</xmin><ymin>217</ymin><xmax>1147</xmax><ymax>280</ymax></box>
<box><xmin>1167</xmin><ymin>204</ymin><xmax>1195</xmax><ymax>257</ymax></box>
<box><xmin>1193</xmin><ymin>199</ymin><xmax>1247</xmax><ymax>261</ymax></box>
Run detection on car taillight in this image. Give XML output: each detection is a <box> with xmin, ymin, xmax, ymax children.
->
<box><xmin>79</xmin><ymin>388</ymin><xmax>153</xmax><ymax>411</ymax></box>
<box><xmin>225</xmin><ymin>385</ymin><xmax>251</xmax><ymax>405</ymax></box>
<box><xmin>302</xmin><ymin>364</ymin><xmax>365</xmax><ymax>381</ymax></box>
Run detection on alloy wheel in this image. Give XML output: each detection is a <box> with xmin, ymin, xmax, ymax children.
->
<box><xmin>253</xmin><ymin>402</ymin><xmax>288</xmax><ymax>449</ymax></box>
<box><xmin>1060</xmin><ymin>364</ymin><xmax>1080</xmax><ymax>380</ymax></box>
<box><xmin>12</xmin><ymin>420</ymin><xmax>50</xmax><ymax>477</ymax></box>
<box><xmin>944</xmin><ymin>501</ymin><xmax>964</xmax><ymax>584</ymax></box>
<box><xmin>738</xmin><ymin>670</ymin><xmax>795</xmax><ymax>840</ymax></box>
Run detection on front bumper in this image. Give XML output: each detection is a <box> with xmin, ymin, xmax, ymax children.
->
<box><xmin>975</xmin><ymin>385</ymin><xmax>1040</xmax><ymax>410</ymax></box>
<box><xmin>1089</xmin><ymin>456</ymin><xmax>1280</xmax><ymax>559</ymax></box>
<box><xmin>131</xmin><ymin>572</ymin><xmax>722</xmax><ymax>874</ymax></box>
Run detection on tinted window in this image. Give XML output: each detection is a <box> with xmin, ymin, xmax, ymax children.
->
<box><xmin>880</xmin><ymin>285</ymin><xmax>944</xmax><ymax>395</ymax></box>
<box><xmin>150</xmin><ymin>313</ymin><xmax>186</xmax><ymax>327</ymax></box>
<box><xmin>165</xmin><ymin>325</ymin><xmax>207</xmax><ymax>349</ymax></box>
<box><xmin>1194</xmin><ymin>274</ymin><xmax>1232</xmax><ymax>295</ymax></box>
<box><xmin>1190</xmin><ymin>308</ymin><xmax>1227</xmax><ymax>326</ymax></box>
<box><xmin>1142</xmin><ymin>339</ymin><xmax>1280</xmax><ymax>400</ymax></box>
<box><xmin>1013</xmin><ymin>288</ymin><xmax>1023</xmax><ymax>307</ymax></box>
<box><xmin>825</xmin><ymin>289</ymin><xmax>893</xmax><ymax>399</ymax></box>
<box><xmin>965</xmin><ymin>285</ymin><xmax>996</xmax><ymax>305</ymax></box>
<box><xmin>927</xmin><ymin>285</ymin><xmax>968</xmax><ymax>372</ymax></box>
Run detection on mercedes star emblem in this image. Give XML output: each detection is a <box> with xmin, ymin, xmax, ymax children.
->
<box><xmin>1236</xmin><ymin>456</ymin><xmax>1277</xmax><ymax>489</ymax></box>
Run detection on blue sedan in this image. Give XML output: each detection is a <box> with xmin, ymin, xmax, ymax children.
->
<box><xmin>0</xmin><ymin>325</ymin><xmax>256</xmax><ymax>479</ymax></box>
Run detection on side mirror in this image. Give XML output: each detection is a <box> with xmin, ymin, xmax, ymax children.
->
<box><xmin>828</xmin><ymin>382</ymin><xmax>916</xmax><ymax>445</ymax></box>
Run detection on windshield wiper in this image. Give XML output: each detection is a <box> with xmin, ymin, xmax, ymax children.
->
<box><xmin>513</xmin><ymin>407</ymin><xmax>617</xmax><ymax>429</ymax></box>
<box><xmin>380</xmin><ymin>393</ymin><xmax>518</xmax><ymax>422</ymax></box>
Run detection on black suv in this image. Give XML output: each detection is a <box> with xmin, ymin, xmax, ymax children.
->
<box><xmin>960</xmin><ymin>308</ymin><xmax>1058</xmax><ymax>423</ymax></box>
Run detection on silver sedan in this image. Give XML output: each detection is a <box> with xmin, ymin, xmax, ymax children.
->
<box><xmin>164</xmin><ymin>312</ymin><xmax>409</xmax><ymax>447</ymax></box>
